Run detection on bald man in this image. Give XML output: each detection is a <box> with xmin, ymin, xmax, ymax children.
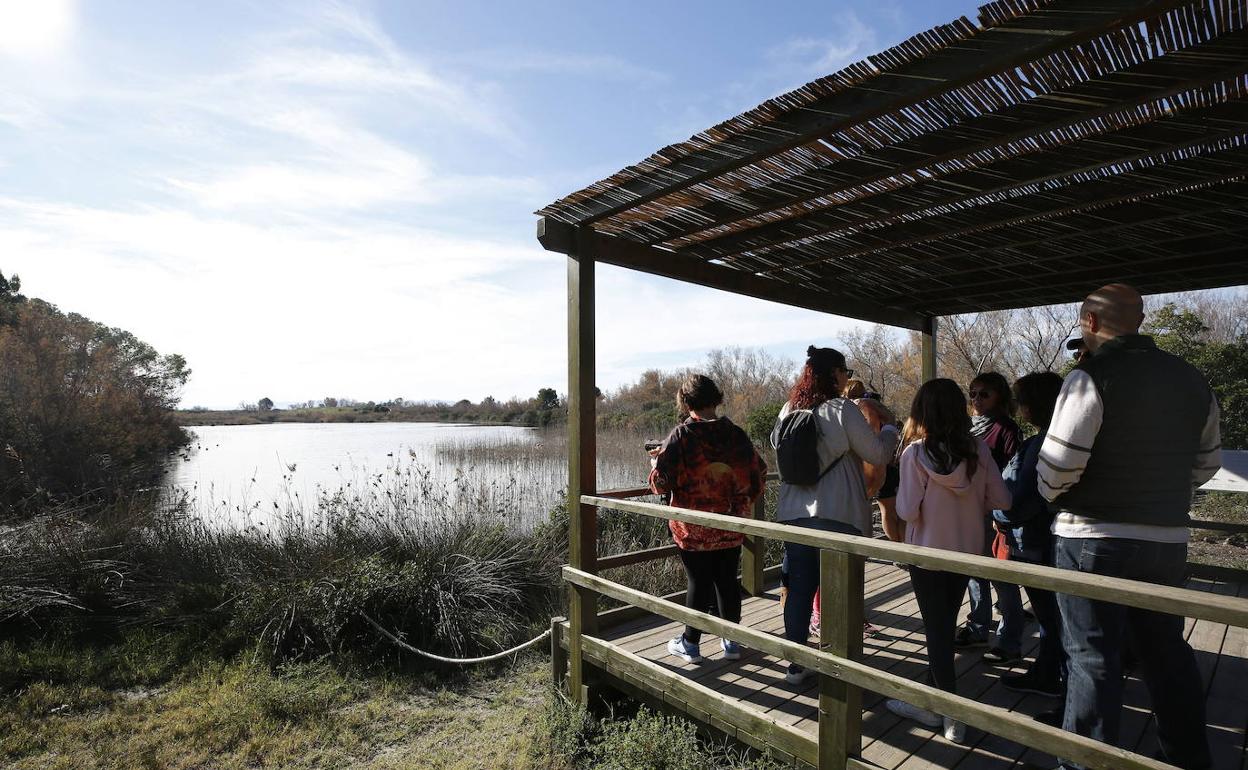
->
<box><xmin>1038</xmin><ymin>284</ymin><xmax>1221</xmax><ymax>770</ymax></box>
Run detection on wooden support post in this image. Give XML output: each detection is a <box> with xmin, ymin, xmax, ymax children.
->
<box><xmin>567</xmin><ymin>245</ymin><xmax>599</xmax><ymax>707</ymax></box>
<box><xmin>741</xmin><ymin>492</ymin><xmax>767</xmax><ymax>596</ymax></box>
<box><xmin>818</xmin><ymin>549</ymin><xmax>864</xmax><ymax>769</ymax></box>
<box><xmin>920</xmin><ymin>315</ymin><xmax>938</xmax><ymax>382</ymax></box>
<box><xmin>550</xmin><ymin>616</ymin><xmax>567</xmax><ymax>693</ymax></box>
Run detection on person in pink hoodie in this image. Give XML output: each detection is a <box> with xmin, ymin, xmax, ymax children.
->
<box><xmin>885</xmin><ymin>378</ymin><xmax>1012</xmax><ymax>744</ymax></box>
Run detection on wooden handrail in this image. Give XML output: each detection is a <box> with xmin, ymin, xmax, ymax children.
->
<box><xmin>564</xmin><ymin>566</ymin><xmax>1173</xmax><ymax>770</ymax></box>
<box><xmin>597</xmin><ymin>485</ymin><xmax>654</xmax><ymax>499</ymax></box>
<box><xmin>596</xmin><ymin>543</ymin><xmax>679</xmax><ymax>570</ymax></box>
<box><xmin>598</xmin><ymin>472</ymin><xmax>780</xmax><ymax>501</ymax></box>
<box><xmin>583</xmin><ymin>495</ymin><xmax>1248</xmax><ymax>628</ymax></box>
<box><xmin>1189</xmin><ymin>517</ymin><xmax>1248</xmax><ymax>535</ymax></box>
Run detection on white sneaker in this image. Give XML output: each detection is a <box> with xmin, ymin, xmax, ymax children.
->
<box><xmin>721</xmin><ymin>639</ymin><xmax>742</xmax><ymax>660</ymax></box>
<box><xmin>784</xmin><ymin>664</ymin><xmax>814</xmax><ymax>685</ymax></box>
<box><xmin>943</xmin><ymin>716</ymin><xmax>966</xmax><ymax>744</ymax></box>
<box><xmin>666</xmin><ymin>635</ymin><xmax>702</xmax><ymax>663</ymax></box>
<box><xmin>885</xmin><ymin>698</ymin><xmax>941</xmax><ymax>728</ymax></box>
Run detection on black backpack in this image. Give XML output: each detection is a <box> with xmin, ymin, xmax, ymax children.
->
<box><xmin>774</xmin><ymin>405</ymin><xmax>844</xmax><ymax>486</ymax></box>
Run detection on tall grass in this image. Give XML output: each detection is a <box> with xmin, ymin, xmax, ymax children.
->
<box><xmin>0</xmin><ymin>426</ymin><xmax>710</xmax><ymax>666</ymax></box>
<box><xmin>1</xmin><ymin>421</ymin><xmax>781</xmax><ymax>672</ymax></box>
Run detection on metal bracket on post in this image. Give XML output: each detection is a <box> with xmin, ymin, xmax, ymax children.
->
<box><xmin>818</xmin><ymin>549</ymin><xmax>864</xmax><ymax>769</ymax></box>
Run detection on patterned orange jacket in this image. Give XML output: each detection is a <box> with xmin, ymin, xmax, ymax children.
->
<box><xmin>649</xmin><ymin>416</ymin><xmax>767</xmax><ymax>551</ymax></box>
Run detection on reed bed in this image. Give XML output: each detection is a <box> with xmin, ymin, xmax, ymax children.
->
<box><xmin>0</xmin><ymin>427</ymin><xmax>704</xmax><ymax>667</ymax></box>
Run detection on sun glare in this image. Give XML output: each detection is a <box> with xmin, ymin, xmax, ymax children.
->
<box><xmin>0</xmin><ymin>0</ymin><xmax>75</xmax><ymax>61</ymax></box>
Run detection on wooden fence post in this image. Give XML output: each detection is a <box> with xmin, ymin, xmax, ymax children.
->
<box><xmin>741</xmin><ymin>492</ymin><xmax>767</xmax><ymax>596</ymax></box>
<box><xmin>550</xmin><ymin>616</ymin><xmax>568</xmax><ymax>693</ymax></box>
<box><xmin>567</xmin><ymin>244</ymin><xmax>599</xmax><ymax>707</ymax></box>
<box><xmin>818</xmin><ymin>549</ymin><xmax>864</xmax><ymax>769</ymax></box>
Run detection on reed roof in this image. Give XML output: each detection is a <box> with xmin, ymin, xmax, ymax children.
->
<box><xmin>536</xmin><ymin>0</ymin><xmax>1248</xmax><ymax>330</ymax></box>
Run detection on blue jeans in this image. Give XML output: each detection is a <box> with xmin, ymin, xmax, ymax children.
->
<box><xmin>966</xmin><ymin>575</ymin><xmax>1024</xmax><ymax>653</ymax></box>
<box><xmin>1055</xmin><ymin>536</ymin><xmax>1211</xmax><ymax>770</ymax></box>
<box><xmin>780</xmin><ymin>518</ymin><xmax>860</xmax><ymax>644</ymax></box>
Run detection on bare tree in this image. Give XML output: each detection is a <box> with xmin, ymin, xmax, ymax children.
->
<box><xmin>704</xmin><ymin>346</ymin><xmax>796</xmax><ymax>418</ymax></box>
<box><xmin>1002</xmin><ymin>304</ymin><xmax>1080</xmax><ymax>375</ymax></box>
<box><xmin>1148</xmin><ymin>288</ymin><xmax>1248</xmax><ymax>344</ymax></box>
<box><xmin>938</xmin><ymin>312</ymin><xmax>1012</xmax><ymax>385</ymax></box>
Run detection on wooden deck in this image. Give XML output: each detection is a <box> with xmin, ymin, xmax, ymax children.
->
<box><xmin>587</xmin><ymin>561</ymin><xmax>1248</xmax><ymax>769</ymax></box>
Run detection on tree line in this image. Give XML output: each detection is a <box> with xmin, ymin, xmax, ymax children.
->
<box><xmin>0</xmin><ymin>272</ymin><xmax>190</xmax><ymax>513</ymax></box>
<box><xmin>581</xmin><ymin>291</ymin><xmax>1248</xmax><ymax>450</ymax></box>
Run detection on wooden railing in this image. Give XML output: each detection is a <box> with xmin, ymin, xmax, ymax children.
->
<box><xmin>559</xmin><ymin>482</ymin><xmax>1248</xmax><ymax>770</ymax></box>
<box><xmin>593</xmin><ymin>472</ymin><xmax>779</xmax><ymax>596</ymax></box>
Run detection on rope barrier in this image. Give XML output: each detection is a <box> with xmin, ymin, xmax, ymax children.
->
<box><xmin>360</xmin><ymin>611</ymin><xmax>551</xmax><ymax>664</ymax></box>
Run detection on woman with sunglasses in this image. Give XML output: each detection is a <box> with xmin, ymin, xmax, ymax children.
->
<box><xmin>956</xmin><ymin>371</ymin><xmax>1024</xmax><ymax>666</ymax></box>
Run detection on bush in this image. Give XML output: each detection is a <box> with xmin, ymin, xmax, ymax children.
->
<box><xmin>532</xmin><ymin>695</ymin><xmax>784</xmax><ymax>770</ymax></box>
<box><xmin>744</xmin><ymin>401</ymin><xmax>784</xmax><ymax>447</ymax></box>
<box><xmin>0</xmin><ymin>500</ymin><xmax>565</xmax><ymax>667</ymax></box>
<box><xmin>0</xmin><ymin>297</ymin><xmax>189</xmax><ymax>512</ymax></box>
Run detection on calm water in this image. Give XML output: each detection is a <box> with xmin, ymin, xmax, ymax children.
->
<box><xmin>167</xmin><ymin>422</ymin><xmax>646</xmax><ymax>528</ymax></box>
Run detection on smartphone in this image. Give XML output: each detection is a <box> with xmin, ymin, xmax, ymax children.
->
<box><xmin>643</xmin><ymin>439</ymin><xmax>662</xmax><ymax>452</ymax></box>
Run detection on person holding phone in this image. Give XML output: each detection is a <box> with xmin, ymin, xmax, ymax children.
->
<box><xmin>650</xmin><ymin>374</ymin><xmax>766</xmax><ymax>664</ymax></box>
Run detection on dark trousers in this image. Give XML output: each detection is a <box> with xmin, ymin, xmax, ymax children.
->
<box><xmin>1055</xmin><ymin>536</ymin><xmax>1211</xmax><ymax>770</ymax></box>
<box><xmin>1014</xmin><ymin>543</ymin><xmax>1065</xmax><ymax>683</ymax></box>
<box><xmin>677</xmin><ymin>546</ymin><xmax>742</xmax><ymax>645</ymax></box>
<box><xmin>910</xmin><ymin>567</ymin><xmax>971</xmax><ymax>693</ymax></box>
<box><xmin>1023</xmin><ymin>581</ymin><xmax>1064</xmax><ymax>683</ymax></box>
<box><xmin>780</xmin><ymin>518</ymin><xmax>861</xmax><ymax>644</ymax></box>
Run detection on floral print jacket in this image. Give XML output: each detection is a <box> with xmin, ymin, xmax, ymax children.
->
<box><xmin>649</xmin><ymin>416</ymin><xmax>767</xmax><ymax>551</ymax></box>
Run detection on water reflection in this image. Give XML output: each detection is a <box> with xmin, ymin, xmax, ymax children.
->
<box><xmin>167</xmin><ymin>423</ymin><xmax>649</xmax><ymax>528</ymax></box>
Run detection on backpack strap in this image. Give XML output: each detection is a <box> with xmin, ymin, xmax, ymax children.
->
<box><xmin>812</xmin><ymin>400</ymin><xmax>846</xmax><ymax>482</ymax></box>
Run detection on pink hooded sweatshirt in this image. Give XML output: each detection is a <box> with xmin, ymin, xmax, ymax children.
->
<box><xmin>896</xmin><ymin>438</ymin><xmax>1012</xmax><ymax>555</ymax></box>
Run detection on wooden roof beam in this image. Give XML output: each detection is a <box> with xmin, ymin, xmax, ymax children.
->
<box><xmin>741</xmin><ymin>154</ymin><xmax>1248</xmax><ymax>280</ymax></box>
<box><xmin>644</xmin><ymin>59</ymin><xmax>1248</xmax><ymax>251</ymax></box>
<box><xmin>919</xmin><ymin>246</ymin><xmax>1248</xmax><ymax>315</ymax></box>
<box><xmin>536</xmin><ymin>218</ymin><xmax>927</xmax><ymax>331</ymax></box>
<box><xmin>553</xmin><ymin>0</ymin><xmax>1197</xmax><ymax>227</ymax></box>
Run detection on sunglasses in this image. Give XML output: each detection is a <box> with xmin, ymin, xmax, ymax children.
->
<box><xmin>968</xmin><ymin>389</ymin><xmax>994</xmax><ymax>399</ymax></box>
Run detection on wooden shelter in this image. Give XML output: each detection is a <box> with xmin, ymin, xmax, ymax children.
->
<box><xmin>536</xmin><ymin>1</ymin><xmax>1248</xmax><ymax>768</ymax></box>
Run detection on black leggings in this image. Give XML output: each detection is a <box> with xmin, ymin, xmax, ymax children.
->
<box><xmin>677</xmin><ymin>546</ymin><xmax>742</xmax><ymax>644</ymax></box>
<box><xmin>909</xmin><ymin>567</ymin><xmax>971</xmax><ymax>693</ymax></box>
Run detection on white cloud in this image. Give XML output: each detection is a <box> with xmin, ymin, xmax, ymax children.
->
<box><xmin>466</xmin><ymin>50</ymin><xmax>669</xmax><ymax>85</ymax></box>
<box><xmin>764</xmin><ymin>12</ymin><xmax>878</xmax><ymax>82</ymax></box>
<box><xmin>0</xmin><ymin>0</ymin><xmax>75</xmax><ymax>62</ymax></box>
<box><xmin>0</xmin><ymin>0</ymin><xmax>879</xmax><ymax>409</ymax></box>
<box><xmin>0</xmin><ymin>197</ymin><xmax>560</xmax><ymax>406</ymax></box>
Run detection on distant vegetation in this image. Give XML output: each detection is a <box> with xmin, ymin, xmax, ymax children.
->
<box><xmin>180</xmin><ymin>292</ymin><xmax>1248</xmax><ymax>452</ymax></box>
<box><xmin>179</xmin><ymin>388</ymin><xmax>566</xmax><ymax>428</ymax></box>
<box><xmin>0</xmin><ymin>272</ymin><xmax>189</xmax><ymax>515</ymax></box>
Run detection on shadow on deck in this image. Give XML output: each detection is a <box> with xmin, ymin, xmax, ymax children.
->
<box><xmin>563</xmin><ymin>560</ymin><xmax>1248</xmax><ymax>770</ymax></box>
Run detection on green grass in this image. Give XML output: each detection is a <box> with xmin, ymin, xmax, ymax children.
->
<box><xmin>1</xmin><ymin>635</ymin><xmax>549</xmax><ymax>770</ymax></box>
<box><xmin>0</xmin><ymin>630</ymin><xmax>784</xmax><ymax>770</ymax></box>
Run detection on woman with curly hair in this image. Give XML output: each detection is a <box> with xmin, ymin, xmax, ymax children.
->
<box><xmin>770</xmin><ymin>346</ymin><xmax>900</xmax><ymax>685</ymax></box>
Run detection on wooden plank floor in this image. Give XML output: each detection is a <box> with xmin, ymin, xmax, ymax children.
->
<box><xmin>597</xmin><ymin>561</ymin><xmax>1248</xmax><ymax>769</ymax></box>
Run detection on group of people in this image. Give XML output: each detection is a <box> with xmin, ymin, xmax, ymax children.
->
<box><xmin>646</xmin><ymin>284</ymin><xmax>1223</xmax><ymax>769</ymax></box>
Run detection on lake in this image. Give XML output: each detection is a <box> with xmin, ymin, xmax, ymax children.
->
<box><xmin>168</xmin><ymin>422</ymin><xmax>651</xmax><ymax>528</ymax></box>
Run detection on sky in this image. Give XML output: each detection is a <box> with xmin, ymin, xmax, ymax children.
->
<box><xmin>0</xmin><ymin>0</ymin><xmax>978</xmax><ymax>409</ymax></box>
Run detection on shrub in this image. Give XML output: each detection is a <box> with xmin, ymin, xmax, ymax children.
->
<box><xmin>532</xmin><ymin>694</ymin><xmax>785</xmax><ymax>770</ymax></box>
<box><xmin>0</xmin><ymin>298</ymin><xmax>189</xmax><ymax>512</ymax></box>
<box><xmin>744</xmin><ymin>401</ymin><xmax>784</xmax><ymax>447</ymax></box>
